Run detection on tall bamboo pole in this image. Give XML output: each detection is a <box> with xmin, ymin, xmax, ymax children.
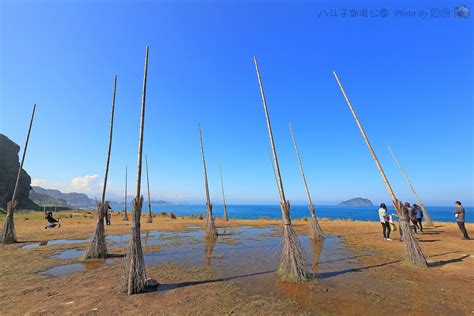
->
<box><xmin>145</xmin><ymin>154</ymin><xmax>153</xmax><ymax>223</ymax></box>
<box><xmin>12</xmin><ymin>104</ymin><xmax>36</xmax><ymax>203</ymax></box>
<box><xmin>332</xmin><ymin>72</ymin><xmax>397</xmax><ymax>206</ymax></box>
<box><xmin>123</xmin><ymin>165</ymin><xmax>128</xmax><ymax>220</ymax></box>
<box><xmin>84</xmin><ymin>75</ymin><xmax>116</xmax><ymax>259</ymax></box>
<box><xmin>219</xmin><ymin>164</ymin><xmax>228</xmax><ymax>221</ymax></box>
<box><xmin>1</xmin><ymin>104</ymin><xmax>36</xmax><ymax>244</ymax></box>
<box><xmin>254</xmin><ymin>56</ymin><xmax>308</xmax><ymax>281</ymax></box>
<box><xmin>388</xmin><ymin>146</ymin><xmax>433</xmax><ymax>227</ymax></box>
<box><xmin>289</xmin><ymin>123</ymin><xmax>313</xmax><ymax>207</ymax></box>
<box><xmin>254</xmin><ymin>57</ymin><xmax>286</xmax><ymax>206</ymax></box>
<box><xmin>333</xmin><ymin>71</ymin><xmax>427</xmax><ymax>268</ymax></box>
<box><xmin>101</xmin><ymin>75</ymin><xmax>116</xmax><ymax>205</ymax></box>
<box><xmin>289</xmin><ymin>123</ymin><xmax>325</xmax><ymax>239</ymax></box>
<box><xmin>199</xmin><ymin>124</ymin><xmax>217</xmax><ymax>236</ymax></box>
<box><xmin>125</xmin><ymin>45</ymin><xmax>150</xmax><ymax>295</ymax></box>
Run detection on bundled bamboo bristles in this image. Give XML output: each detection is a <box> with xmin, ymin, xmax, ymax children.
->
<box><xmin>333</xmin><ymin>71</ymin><xmax>427</xmax><ymax>268</ymax></box>
<box><xmin>1</xmin><ymin>104</ymin><xmax>36</xmax><ymax>244</ymax></box>
<box><xmin>122</xmin><ymin>166</ymin><xmax>129</xmax><ymax>221</ymax></box>
<box><xmin>388</xmin><ymin>146</ymin><xmax>433</xmax><ymax>228</ymax></box>
<box><xmin>123</xmin><ymin>46</ymin><xmax>151</xmax><ymax>295</ymax></box>
<box><xmin>84</xmin><ymin>76</ymin><xmax>117</xmax><ymax>259</ymax></box>
<box><xmin>145</xmin><ymin>155</ymin><xmax>153</xmax><ymax>223</ymax></box>
<box><xmin>199</xmin><ymin>125</ymin><xmax>218</xmax><ymax>237</ymax></box>
<box><xmin>219</xmin><ymin>165</ymin><xmax>229</xmax><ymax>221</ymax></box>
<box><xmin>254</xmin><ymin>56</ymin><xmax>308</xmax><ymax>282</ymax></box>
<box><xmin>289</xmin><ymin>123</ymin><xmax>325</xmax><ymax>240</ymax></box>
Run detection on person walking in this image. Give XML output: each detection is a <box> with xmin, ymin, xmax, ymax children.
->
<box><xmin>378</xmin><ymin>203</ymin><xmax>392</xmax><ymax>241</ymax></box>
<box><xmin>453</xmin><ymin>201</ymin><xmax>470</xmax><ymax>240</ymax></box>
<box><xmin>414</xmin><ymin>204</ymin><xmax>424</xmax><ymax>232</ymax></box>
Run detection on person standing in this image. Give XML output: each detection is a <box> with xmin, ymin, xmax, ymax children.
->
<box><xmin>453</xmin><ymin>201</ymin><xmax>470</xmax><ymax>240</ymax></box>
<box><xmin>405</xmin><ymin>202</ymin><xmax>417</xmax><ymax>234</ymax></box>
<box><xmin>378</xmin><ymin>203</ymin><xmax>392</xmax><ymax>241</ymax></box>
<box><xmin>414</xmin><ymin>204</ymin><xmax>424</xmax><ymax>232</ymax></box>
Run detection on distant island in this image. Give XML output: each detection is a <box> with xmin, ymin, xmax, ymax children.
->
<box><xmin>338</xmin><ymin>197</ymin><xmax>373</xmax><ymax>207</ymax></box>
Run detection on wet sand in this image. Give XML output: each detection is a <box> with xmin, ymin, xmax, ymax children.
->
<box><xmin>0</xmin><ymin>211</ymin><xmax>473</xmax><ymax>315</ymax></box>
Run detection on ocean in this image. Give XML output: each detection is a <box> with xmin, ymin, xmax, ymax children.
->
<box><xmin>108</xmin><ymin>203</ymin><xmax>473</xmax><ymax>223</ymax></box>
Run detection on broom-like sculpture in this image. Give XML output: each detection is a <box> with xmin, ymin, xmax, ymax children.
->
<box><xmin>254</xmin><ymin>56</ymin><xmax>308</xmax><ymax>282</ymax></box>
<box><xmin>289</xmin><ymin>123</ymin><xmax>325</xmax><ymax>240</ymax></box>
<box><xmin>145</xmin><ymin>155</ymin><xmax>153</xmax><ymax>223</ymax></box>
<box><xmin>388</xmin><ymin>146</ymin><xmax>433</xmax><ymax>228</ymax></box>
<box><xmin>219</xmin><ymin>164</ymin><xmax>229</xmax><ymax>221</ymax></box>
<box><xmin>122</xmin><ymin>165</ymin><xmax>129</xmax><ymax>221</ymax></box>
<box><xmin>123</xmin><ymin>46</ymin><xmax>151</xmax><ymax>294</ymax></box>
<box><xmin>333</xmin><ymin>71</ymin><xmax>427</xmax><ymax>268</ymax></box>
<box><xmin>199</xmin><ymin>125</ymin><xmax>218</xmax><ymax>237</ymax></box>
<box><xmin>84</xmin><ymin>76</ymin><xmax>117</xmax><ymax>259</ymax></box>
<box><xmin>1</xmin><ymin>104</ymin><xmax>36</xmax><ymax>244</ymax></box>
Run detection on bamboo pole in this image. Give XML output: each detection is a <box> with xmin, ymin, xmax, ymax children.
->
<box><xmin>2</xmin><ymin>104</ymin><xmax>36</xmax><ymax>244</ymax></box>
<box><xmin>12</xmin><ymin>104</ymin><xmax>36</xmax><ymax>203</ymax></box>
<box><xmin>125</xmin><ymin>45</ymin><xmax>150</xmax><ymax>295</ymax></box>
<box><xmin>136</xmin><ymin>47</ymin><xmax>149</xmax><ymax>199</ymax></box>
<box><xmin>289</xmin><ymin>123</ymin><xmax>325</xmax><ymax>239</ymax></box>
<box><xmin>332</xmin><ymin>72</ymin><xmax>397</xmax><ymax>208</ymax></box>
<box><xmin>254</xmin><ymin>56</ymin><xmax>308</xmax><ymax>281</ymax></box>
<box><xmin>333</xmin><ymin>71</ymin><xmax>427</xmax><ymax>268</ymax></box>
<box><xmin>199</xmin><ymin>124</ymin><xmax>217</xmax><ymax>236</ymax></box>
<box><xmin>101</xmin><ymin>76</ymin><xmax>116</xmax><ymax>205</ymax></box>
<box><xmin>289</xmin><ymin>123</ymin><xmax>313</xmax><ymax>208</ymax></box>
<box><xmin>254</xmin><ymin>57</ymin><xmax>286</xmax><ymax>206</ymax></box>
<box><xmin>84</xmin><ymin>75</ymin><xmax>116</xmax><ymax>259</ymax></box>
<box><xmin>219</xmin><ymin>164</ymin><xmax>228</xmax><ymax>221</ymax></box>
<box><xmin>145</xmin><ymin>154</ymin><xmax>152</xmax><ymax>223</ymax></box>
<box><xmin>388</xmin><ymin>146</ymin><xmax>433</xmax><ymax>227</ymax></box>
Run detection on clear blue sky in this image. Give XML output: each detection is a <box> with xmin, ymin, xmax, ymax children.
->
<box><xmin>1</xmin><ymin>0</ymin><xmax>472</xmax><ymax>206</ymax></box>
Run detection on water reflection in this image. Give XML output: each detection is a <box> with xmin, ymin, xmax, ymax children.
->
<box><xmin>204</xmin><ymin>235</ymin><xmax>218</xmax><ymax>269</ymax></box>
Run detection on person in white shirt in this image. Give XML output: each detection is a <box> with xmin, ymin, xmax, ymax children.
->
<box><xmin>378</xmin><ymin>203</ymin><xmax>392</xmax><ymax>240</ymax></box>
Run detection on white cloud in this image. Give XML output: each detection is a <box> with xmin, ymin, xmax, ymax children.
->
<box><xmin>31</xmin><ymin>178</ymin><xmax>47</xmax><ymax>186</ymax></box>
<box><xmin>71</xmin><ymin>175</ymin><xmax>101</xmax><ymax>193</ymax></box>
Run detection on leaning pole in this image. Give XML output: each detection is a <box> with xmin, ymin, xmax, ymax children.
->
<box><xmin>254</xmin><ymin>56</ymin><xmax>308</xmax><ymax>281</ymax></box>
<box><xmin>1</xmin><ymin>104</ymin><xmax>36</xmax><ymax>244</ymax></box>
<box><xmin>289</xmin><ymin>123</ymin><xmax>325</xmax><ymax>240</ymax></box>
<box><xmin>333</xmin><ymin>71</ymin><xmax>427</xmax><ymax>268</ymax></box>
<box><xmin>388</xmin><ymin>146</ymin><xmax>433</xmax><ymax>228</ymax></box>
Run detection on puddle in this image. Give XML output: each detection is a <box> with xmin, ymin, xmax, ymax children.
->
<box><xmin>40</xmin><ymin>259</ymin><xmax>114</xmax><ymax>277</ymax></box>
<box><xmin>53</xmin><ymin>249</ymin><xmax>83</xmax><ymax>259</ymax></box>
<box><xmin>22</xmin><ymin>239</ymin><xmax>88</xmax><ymax>249</ymax></box>
<box><xmin>186</xmin><ymin>226</ymin><xmax>201</xmax><ymax>229</ymax></box>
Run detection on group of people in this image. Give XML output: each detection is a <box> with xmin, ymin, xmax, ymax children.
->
<box><xmin>378</xmin><ymin>201</ymin><xmax>470</xmax><ymax>240</ymax></box>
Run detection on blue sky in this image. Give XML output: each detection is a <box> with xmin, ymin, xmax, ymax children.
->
<box><xmin>1</xmin><ymin>0</ymin><xmax>472</xmax><ymax>206</ymax></box>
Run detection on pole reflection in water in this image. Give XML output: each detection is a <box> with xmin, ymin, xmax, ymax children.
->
<box><xmin>204</xmin><ymin>235</ymin><xmax>218</xmax><ymax>269</ymax></box>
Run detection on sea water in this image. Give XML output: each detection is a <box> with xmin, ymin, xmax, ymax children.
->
<box><xmin>108</xmin><ymin>204</ymin><xmax>472</xmax><ymax>223</ymax></box>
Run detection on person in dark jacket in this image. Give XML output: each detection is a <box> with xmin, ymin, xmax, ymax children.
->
<box><xmin>45</xmin><ymin>211</ymin><xmax>60</xmax><ymax>229</ymax></box>
<box><xmin>414</xmin><ymin>204</ymin><xmax>424</xmax><ymax>232</ymax></box>
<box><xmin>453</xmin><ymin>201</ymin><xmax>470</xmax><ymax>240</ymax></box>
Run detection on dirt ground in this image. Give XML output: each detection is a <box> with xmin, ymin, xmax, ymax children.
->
<box><xmin>0</xmin><ymin>211</ymin><xmax>473</xmax><ymax>315</ymax></box>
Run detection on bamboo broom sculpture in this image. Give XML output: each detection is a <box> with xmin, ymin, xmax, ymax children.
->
<box><xmin>1</xmin><ymin>104</ymin><xmax>36</xmax><ymax>244</ymax></box>
<box><xmin>122</xmin><ymin>166</ymin><xmax>129</xmax><ymax>221</ymax></box>
<box><xmin>333</xmin><ymin>71</ymin><xmax>427</xmax><ymax>268</ymax></box>
<box><xmin>84</xmin><ymin>76</ymin><xmax>117</xmax><ymax>259</ymax></box>
<box><xmin>145</xmin><ymin>155</ymin><xmax>153</xmax><ymax>223</ymax></box>
<box><xmin>254</xmin><ymin>56</ymin><xmax>308</xmax><ymax>281</ymax></box>
<box><xmin>219</xmin><ymin>164</ymin><xmax>229</xmax><ymax>221</ymax></box>
<box><xmin>289</xmin><ymin>123</ymin><xmax>325</xmax><ymax>240</ymax></box>
<box><xmin>123</xmin><ymin>46</ymin><xmax>151</xmax><ymax>294</ymax></box>
<box><xmin>199</xmin><ymin>125</ymin><xmax>218</xmax><ymax>237</ymax></box>
<box><xmin>388</xmin><ymin>146</ymin><xmax>433</xmax><ymax>228</ymax></box>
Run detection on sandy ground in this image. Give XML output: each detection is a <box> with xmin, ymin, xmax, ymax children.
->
<box><xmin>0</xmin><ymin>211</ymin><xmax>473</xmax><ymax>315</ymax></box>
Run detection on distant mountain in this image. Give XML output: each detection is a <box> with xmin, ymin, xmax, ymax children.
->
<box><xmin>31</xmin><ymin>186</ymin><xmax>94</xmax><ymax>207</ymax></box>
<box><xmin>338</xmin><ymin>197</ymin><xmax>373</xmax><ymax>207</ymax></box>
<box><xmin>29</xmin><ymin>190</ymin><xmax>69</xmax><ymax>207</ymax></box>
